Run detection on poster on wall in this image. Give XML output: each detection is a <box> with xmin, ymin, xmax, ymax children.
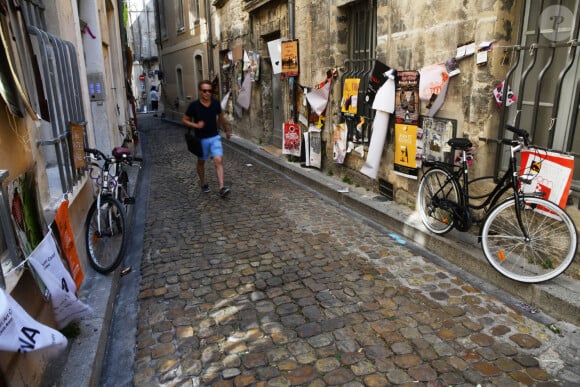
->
<box><xmin>365</xmin><ymin>60</ymin><xmax>392</xmax><ymax>106</ymax></box>
<box><xmin>282</xmin><ymin>121</ymin><xmax>301</xmax><ymax>156</ymax></box>
<box><xmin>395</xmin><ymin>70</ymin><xmax>420</xmax><ymax>125</ymax></box>
<box><xmin>267</xmin><ymin>39</ymin><xmax>283</xmax><ymax>74</ymax></box>
<box><xmin>394</xmin><ymin>123</ymin><xmax>419</xmax><ymax>179</ymax></box>
<box><xmin>420</xmin><ymin>116</ymin><xmax>457</xmax><ymax>164</ymax></box>
<box><xmin>341</xmin><ymin>78</ymin><xmax>360</xmax><ymax>115</ymax></box>
<box><xmin>333</xmin><ymin>122</ymin><xmax>348</xmax><ymax>164</ymax></box>
<box><xmin>51</xmin><ymin>200</ymin><xmax>84</xmax><ymax>290</ymax></box>
<box><xmin>281</xmin><ymin>40</ymin><xmax>299</xmax><ymax>76</ymax></box>
<box><xmin>309</xmin><ymin>127</ymin><xmax>322</xmax><ymax>169</ymax></box>
<box><xmin>520</xmin><ymin>150</ymin><xmax>574</xmax><ymax>210</ymax></box>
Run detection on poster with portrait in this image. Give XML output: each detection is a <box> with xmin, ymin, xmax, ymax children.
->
<box><xmin>394</xmin><ymin>123</ymin><xmax>419</xmax><ymax>179</ymax></box>
<box><xmin>333</xmin><ymin>122</ymin><xmax>348</xmax><ymax>164</ymax></box>
<box><xmin>395</xmin><ymin>71</ymin><xmax>419</xmax><ymax>125</ymax></box>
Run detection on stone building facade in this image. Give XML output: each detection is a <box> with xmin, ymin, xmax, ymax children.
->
<box><xmin>0</xmin><ymin>0</ymin><xmax>130</xmax><ymax>384</ymax></box>
<box><xmin>160</xmin><ymin>0</ymin><xmax>579</xmax><ymax>208</ymax></box>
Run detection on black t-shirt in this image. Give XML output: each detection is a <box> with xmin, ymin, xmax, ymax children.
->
<box><xmin>184</xmin><ymin>99</ymin><xmax>221</xmax><ymax>139</ymax></box>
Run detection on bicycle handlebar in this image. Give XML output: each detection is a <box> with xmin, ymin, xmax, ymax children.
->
<box><xmin>85</xmin><ymin>147</ymin><xmax>142</xmax><ymax>165</ymax></box>
<box><xmin>505</xmin><ymin>125</ymin><xmax>530</xmax><ymax>146</ymax></box>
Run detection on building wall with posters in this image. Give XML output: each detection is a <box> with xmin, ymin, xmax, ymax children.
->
<box><xmin>208</xmin><ymin>0</ymin><xmax>525</xmax><ymax>206</ymax></box>
<box><xmin>0</xmin><ymin>0</ymin><xmax>129</xmax><ymax>384</ymax></box>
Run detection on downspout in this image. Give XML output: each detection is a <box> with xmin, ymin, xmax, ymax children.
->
<box><xmin>205</xmin><ymin>0</ymin><xmax>215</xmax><ymax>80</ymax></box>
<box><xmin>288</xmin><ymin>0</ymin><xmax>296</xmax><ymax>121</ymax></box>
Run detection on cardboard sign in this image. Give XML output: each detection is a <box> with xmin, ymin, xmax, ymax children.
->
<box><xmin>520</xmin><ymin>149</ymin><xmax>574</xmax><ymax>209</ymax></box>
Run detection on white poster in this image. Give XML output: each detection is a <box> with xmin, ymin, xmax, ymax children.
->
<box><xmin>267</xmin><ymin>39</ymin><xmax>283</xmax><ymax>74</ymax></box>
<box><xmin>361</xmin><ymin>77</ymin><xmax>396</xmax><ymax>179</ymax></box>
<box><xmin>236</xmin><ymin>73</ymin><xmax>252</xmax><ymax>110</ymax></box>
<box><xmin>306</xmin><ymin>81</ymin><xmax>331</xmax><ymax>115</ymax></box>
<box><xmin>0</xmin><ymin>288</ymin><xmax>67</xmax><ymax>352</ymax></box>
<box><xmin>309</xmin><ymin>127</ymin><xmax>322</xmax><ymax>169</ymax></box>
<box><xmin>28</xmin><ymin>232</ymin><xmax>92</xmax><ymax>329</ymax></box>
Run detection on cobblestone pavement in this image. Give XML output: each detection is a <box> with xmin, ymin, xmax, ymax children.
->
<box><xmin>133</xmin><ymin>119</ymin><xmax>579</xmax><ymax>386</ymax></box>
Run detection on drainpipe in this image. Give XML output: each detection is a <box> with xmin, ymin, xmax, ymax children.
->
<box><xmin>205</xmin><ymin>0</ymin><xmax>215</xmax><ymax>80</ymax></box>
<box><xmin>288</xmin><ymin>0</ymin><xmax>296</xmax><ymax>121</ymax></box>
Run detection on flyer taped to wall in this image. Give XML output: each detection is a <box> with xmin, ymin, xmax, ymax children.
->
<box><xmin>28</xmin><ymin>232</ymin><xmax>92</xmax><ymax>329</ymax></box>
<box><xmin>0</xmin><ymin>288</ymin><xmax>67</xmax><ymax>352</ymax></box>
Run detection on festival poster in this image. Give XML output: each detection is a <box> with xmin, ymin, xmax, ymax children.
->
<box><xmin>282</xmin><ymin>121</ymin><xmax>301</xmax><ymax>156</ymax></box>
<box><xmin>395</xmin><ymin>71</ymin><xmax>420</xmax><ymax>125</ymax></box>
<box><xmin>281</xmin><ymin>40</ymin><xmax>299</xmax><ymax>76</ymax></box>
<box><xmin>52</xmin><ymin>199</ymin><xmax>84</xmax><ymax>290</ymax></box>
<box><xmin>365</xmin><ymin>60</ymin><xmax>391</xmax><ymax>106</ymax></box>
<box><xmin>394</xmin><ymin>123</ymin><xmax>419</xmax><ymax>179</ymax></box>
<box><xmin>420</xmin><ymin>116</ymin><xmax>457</xmax><ymax>163</ymax></box>
<box><xmin>520</xmin><ymin>150</ymin><xmax>574</xmax><ymax>209</ymax></box>
<box><xmin>341</xmin><ymin>78</ymin><xmax>360</xmax><ymax>115</ymax></box>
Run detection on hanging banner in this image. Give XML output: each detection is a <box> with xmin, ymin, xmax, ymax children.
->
<box><xmin>28</xmin><ymin>232</ymin><xmax>92</xmax><ymax>329</ymax></box>
<box><xmin>394</xmin><ymin>123</ymin><xmax>419</xmax><ymax>179</ymax></box>
<box><xmin>0</xmin><ymin>288</ymin><xmax>67</xmax><ymax>352</ymax></box>
<box><xmin>361</xmin><ymin>74</ymin><xmax>396</xmax><ymax>179</ymax></box>
<box><xmin>520</xmin><ymin>150</ymin><xmax>574</xmax><ymax>209</ymax></box>
<box><xmin>418</xmin><ymin>63</ymin><xmax>449</xmax><ymax>117</ymax></box>
<box><xmin>306</xmin><ymin>81</ymin><xmax>331</xmax><ymax>116</ymax></box>
<box><xmin>52</xmin><ymin>200</ymin><xmax>84</xmax><ymax>290</ymax></box>
<box><xmin>341</xmin><ymin>78</ymin><xmax>360</xmax><ymax>115</ymax></box>
<box><xmin>236</xmin><ymin>73</ymin><xmax>252</xmax><ymax>110</ymax></box>
<box><xmin>333</xmin><ymin>122</ymin><xmax>348</xmax><ymax>164</ymax></box>
<box><xmin>282</xmin><ymin>121</ymin><xmax>301</xmax><ymax>156</ymax></box>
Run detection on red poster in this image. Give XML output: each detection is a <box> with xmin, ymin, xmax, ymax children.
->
<box><xmin>53</xmin><ymin>200</ymin><xmax>84</xmax><ymax>289</ymax></box>
<box><xmin>282</xmin><ymin>122</ymin><xmax>301</xmax><ymax>156</ymax></box>
<box><xmin>520</xmin><ymin>149</ymin><xmax>574</xmax><ymax>209</ymax></box>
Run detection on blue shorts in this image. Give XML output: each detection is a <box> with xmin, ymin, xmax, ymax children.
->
<box><xmin>199</xmin><ymin>135</ymin><xmax>224</xmax><ymax>160</ymax></box>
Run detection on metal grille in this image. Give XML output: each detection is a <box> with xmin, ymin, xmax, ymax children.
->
<box><xmin>498</xmin><ymin>0</ymin><xmax>580</xmax><ymax>180</ymax></box>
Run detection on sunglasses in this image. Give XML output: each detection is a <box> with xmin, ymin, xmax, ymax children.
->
<box><xmin>201</xmin><ymin>89</ymin><xmax>212</xmax><ymax>93</ymax></box>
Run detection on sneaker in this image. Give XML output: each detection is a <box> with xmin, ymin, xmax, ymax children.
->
<box><xmin>201</xmin><ymin>184</ymin><xmax>210</xmax><ymax>193</ymax></box>
<box><xmin>219</xmin><ymin>187</ymin><xmax>230</xmax><ymax>197</ymax></box>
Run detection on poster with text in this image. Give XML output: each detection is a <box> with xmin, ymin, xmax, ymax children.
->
<box><xmin>51</xmin><ymin>200</ymin><xmax>84</xmax><ymax>290</ymax></box>
<box><xmin>333</xmin><ymin>122</ymin><xmax>348</xmax><ymax>164</ymax></box>
<box><xmin>282</xmin><ymin>121</ymin><xmax>301</xmax><ymax>156</ymax></box>
<box><xmin>281</xmin><ymin>40</ymin><xmax>299</xmax><ymax>76</ymax></box>
<box><xmin>395</xmin><ymin>71</ymin><xmax>420</xmax><ymax>125</ymax></box>
<box><xmin>394</xmin><ymin>123</ymin><xmax>419</xmax><ymax>179</ymax></box>
<box><xmin>520</xmin><ymin>149</ymin><xmax>574</xmax><ymax>209</ymax></box>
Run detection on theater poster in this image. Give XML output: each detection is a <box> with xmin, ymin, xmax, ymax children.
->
<box><xmin>394</xmin><ymin>123</ymin><xmax>419</xmax><ymax>179</ymax></box>
<box><xmin>282</xmin><ymin>121</ymin><xmax>301</xmax><ymax>156</ymax></box>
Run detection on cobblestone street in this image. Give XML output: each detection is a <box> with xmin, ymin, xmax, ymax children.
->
<box><xmin>130</xmin><ymin>117</ymin><xmax>579</xmax><ymax>386</ymax></box>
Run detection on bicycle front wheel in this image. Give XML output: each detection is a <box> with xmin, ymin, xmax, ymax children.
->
<box><xmin>481</xmin><ymin>197</ymin><xmax>577</xmax><ymax>283</ymax></box>
<box><xmin>417</xmin><ymin>167</ymin><xmax>460</xmax><ymax>234</ymax></box>
<box><xmin>85</xmin><ymin>195</ymin><xmax>128</xmax><ymax>274</ymax></box>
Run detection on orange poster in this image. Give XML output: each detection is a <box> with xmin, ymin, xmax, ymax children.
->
<box><xmin>394</xmin><ymin>123</ymin><xmax>419</xmax><ymax>179</ymax></box>
<box><xmin>52</xmin><ymin>200</ymin><xmax>84</xmax><ymax>289</ymax></box>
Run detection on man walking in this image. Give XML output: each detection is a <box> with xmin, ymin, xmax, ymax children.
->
<box><xmin>150</xmin><ymin>86</ymin><xmax>159</xmax><ymax>111</ymax></box>
<box><xmin>182</xmin><ymin>80</ymin><xmax>231</xmax><ymax>197</ymax></box>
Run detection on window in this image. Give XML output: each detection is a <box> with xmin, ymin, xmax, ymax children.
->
<box><xmin>177</xmin><ymin>0</ymin><xmax>185</xmax><ymax>32</ymax></box>
<box><xmin>158</xmin><ymin>0</ymin><xmax>168</xmax><ymax>40</ymax></box>
<box><xmin>504</xmin><ymin>0</ymin><xmax>580</xmax><ymax>179</ymax></box>
<box><xmin>190</xmin><ymin>0</ymin><xmax>200</xmax><ymax>26</ymax></box>
<box><xmin>194</xmin><ymin>54</ymin><xmax>204</xmax><ymax>98</ymax></box>
<box><xmin>177</xmin><ymin>67</ymin><xmax>184</xmax><ymax>99</ymax></box>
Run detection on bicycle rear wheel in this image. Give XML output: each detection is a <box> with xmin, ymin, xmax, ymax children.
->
<box><xmin>85</xmin><ymin>195</ymin><xmax>128</xmax><ymax>274</ymax></box>
<box><xmin>116</xmin><ymin>169</ymin><xmax>130</xmax><ymax>211</ymax></box>
<box><xmin>417</xmin><ymin>167</ymin><xmax>460</xmax><ymax>234</ymax></box>
<box><xmin>481</xmin><ymin>196</ymin><xmax>577</xmax><ymax>283</ymax></box>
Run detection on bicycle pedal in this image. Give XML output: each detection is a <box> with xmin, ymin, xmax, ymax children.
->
<box><xmin>124</xmin><ymin>197</ymin><xmax>135</xmax><ymax>205</ymax></box>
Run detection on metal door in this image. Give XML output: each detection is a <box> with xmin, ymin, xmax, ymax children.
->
<box><xmin>271</xmin><ymin>74</ymin><xmax>283</xmax><ymax>147</ymax></box>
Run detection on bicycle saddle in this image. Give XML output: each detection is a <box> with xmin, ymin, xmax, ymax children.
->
<box><xmin>112</xmin><ymin>146</ymin><xmax>131</xmax><ymax>159</ymax></box>
<box><xmin>447</xmin><ymin>138</ymin><xmax>472</xmax><ymax>150</ymax></box>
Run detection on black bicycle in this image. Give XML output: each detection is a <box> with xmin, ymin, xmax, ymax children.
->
<box><xmin>84</xmin><ymin>147</ymin><xmax>141</xmax><ymax>274</ymax></box>
<box><xmin>417</xmin><ymin>125</ymin><xmax>577</xmax><ymax>283</ymax></box>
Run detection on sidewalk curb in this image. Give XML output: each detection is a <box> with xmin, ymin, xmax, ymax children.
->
<box><xmin>224</xmin><ymin>135</ymin><xmax>580</xmax><ymax>326</ymax></box>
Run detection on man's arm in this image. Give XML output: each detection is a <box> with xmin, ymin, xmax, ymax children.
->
<box><xmin>182</xmin><ymin>113</ymin><xmax>204</xmax><ymax>129</ymax></box>
<box><xmin>218</xmin><ymin>113</ymin><xmax>231</xmax><ymax>139</ymax></box>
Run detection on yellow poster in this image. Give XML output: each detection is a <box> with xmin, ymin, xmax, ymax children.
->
<box><xmin>341</xmin><ymin>78</ymin><xmax>360</xmax><ymax>115</ymax></box>
<box><xmin>394</xmin><ymin>123</ymin><xmax>419</xmax><ymax>179</ymax></box>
